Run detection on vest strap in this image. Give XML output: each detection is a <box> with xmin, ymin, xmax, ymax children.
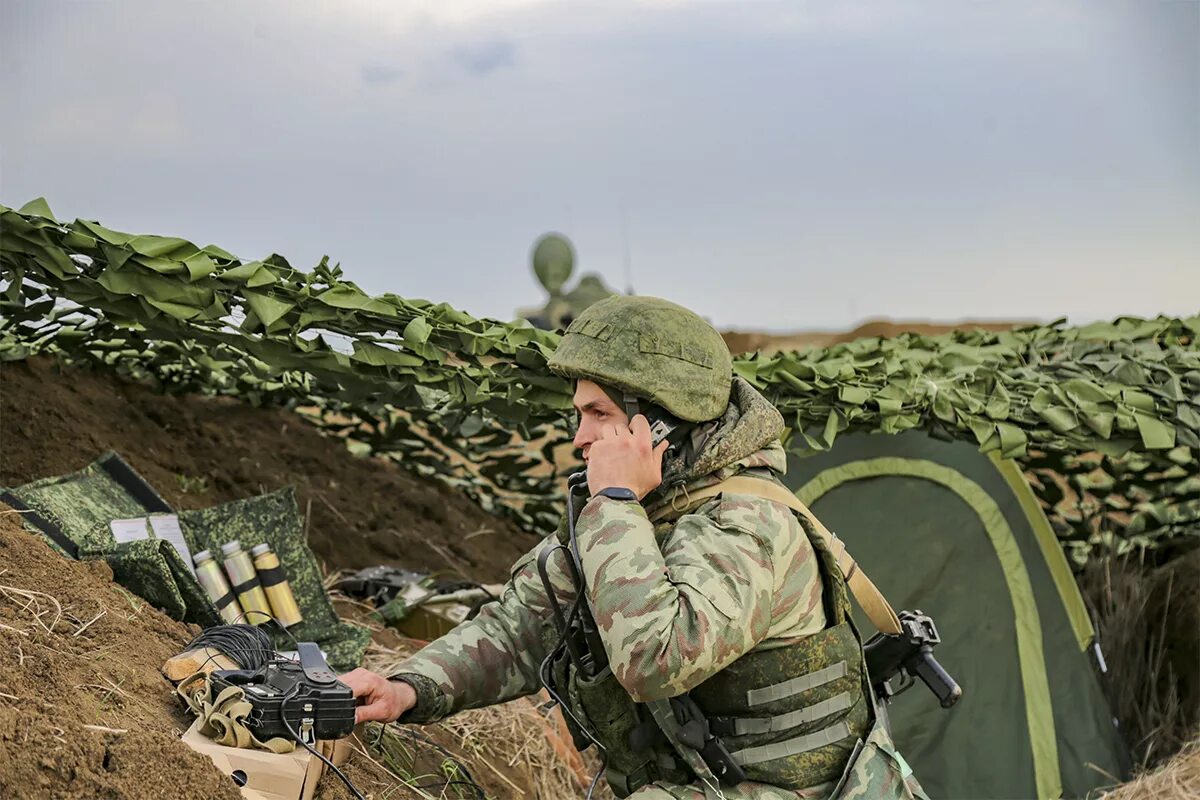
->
<box><xmin>714</xmin><ymin>692</ymin><xmax>853</xmax><ymax>737</ymax></box>
<box><xmin>651</xmin><ymin>475</ymin><xmax>903</xmax><ymax>635</ymax></box>
<box><xmin>729</xmin><ymin>720</ymin><xmax>853</xmax><ymax>766</ymax></box>
<box><xmin>745</xmin><ymin>660</ymin><xmax>847</xmax><ymax>706</ymax></box>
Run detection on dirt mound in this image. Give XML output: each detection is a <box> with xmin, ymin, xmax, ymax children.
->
<box><xmin>0</xmin><ymin>508</ymin><xmax>241</xmax><ymax>799</ymax></box>
<box><xmin>0</xmin><ymin>357</ymin><xmax>533</xmax><ymax>583</ymax></box>
<box><xmin>721</xmin><ymin>318</ymin><xmax>1032</xmax><ymax>354</ymax></box>
<box><xmin>0</xmin><ymin>509</ymin><xmax>576</xmax><ymax>800</ymax></box>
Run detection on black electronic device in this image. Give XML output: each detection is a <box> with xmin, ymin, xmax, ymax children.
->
<box><xmin>210</xmin><ymin>642</ymin><xmax>356</xmax><ymax>744</ymax></box>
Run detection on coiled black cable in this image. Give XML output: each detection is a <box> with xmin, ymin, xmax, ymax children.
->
<box><xmin>181</xmin><ymin>624</ymin><xmax>276</xmax><ymax>670</ymax></box>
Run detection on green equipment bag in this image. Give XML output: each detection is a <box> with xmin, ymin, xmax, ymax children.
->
<box><xmin>3</xmin><ymin>452</ymin><xmax>370</xmax><ymax>671</ymax></box>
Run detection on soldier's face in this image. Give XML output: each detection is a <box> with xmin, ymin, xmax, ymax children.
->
<box><xmin>572</xmin><ymin>380</ymin><xmax>629</xmax><ymax>461</ymax></box>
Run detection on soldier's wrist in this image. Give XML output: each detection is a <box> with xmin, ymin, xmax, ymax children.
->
<box><xmin>592</xmin><ymin>486</ymin><xmax>638</xmax><ymax>502</ymax></box>
<box><xmin>387</xmin><ymin>673</ymin><xmax>449</xmax><ymax>723</ymax></box>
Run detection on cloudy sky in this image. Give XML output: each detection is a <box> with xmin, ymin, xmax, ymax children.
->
<box><xmin>2</xmin><ymin>1</ymin><xmax>1197</xmax><ymax>331</ymax></box>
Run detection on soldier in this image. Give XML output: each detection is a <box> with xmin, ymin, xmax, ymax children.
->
<box><xmin>341</xmin><ymin>296</ymin><xmax>927</xmax><ymax>799</ymax></box>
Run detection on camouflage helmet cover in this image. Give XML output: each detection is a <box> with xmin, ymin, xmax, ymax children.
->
<box><xmin>547</xmin><ymin>295</ymin><xmax>733</xmax><ymax>422</ymax></box>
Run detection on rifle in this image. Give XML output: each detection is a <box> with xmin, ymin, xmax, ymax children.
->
<box><xmin>863</xmin><ymin>610</ymin><xmax>962</xmax><ymax>709</ymax></box>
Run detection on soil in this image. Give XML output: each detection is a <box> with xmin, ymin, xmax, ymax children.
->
<box><xmin>0</xmin><ymin>511</ymin><xmax>537</xmax><ymax>800</ymax></box>
<box><xmin>0</xmin><ymin>357</ymin><xmax>533</xmax><ymax>583</ymax></box>
<box><xmin>0</xmin><ymin>510</ymin><xmax>242</xmax><ymax>800</ymax></box>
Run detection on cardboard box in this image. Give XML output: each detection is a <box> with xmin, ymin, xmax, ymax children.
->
<box><xmin>181</xmin><ymin>718</ymin><xmax>350</xmax><ymax>800</ymax></box>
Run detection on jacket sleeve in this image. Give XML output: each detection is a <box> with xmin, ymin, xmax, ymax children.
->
<box><xmin>575</xmin><ymin>493</ymin><xmax>812</xmax><ymax>702</ymax></box>
<box><xmin>388</xmin><ymin>534</ymin><xmax>568</xmax><ymax>723</ymax></box>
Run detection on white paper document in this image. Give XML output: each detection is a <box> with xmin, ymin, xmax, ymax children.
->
<box><xmin>109</xmin><ymin>515</ymin><xmax>195</xmax><ymax>575</ymax></box>
<box><xmin>109</xmin><ymin>517</ymin><xmax>151</xmax><ymax>544</ymax></box>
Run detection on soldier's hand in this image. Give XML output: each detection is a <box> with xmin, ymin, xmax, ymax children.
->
<box><xmin>339</xmin><ymin>668</ymin><xmax>417</xmax><ymax>723</ymax></box>
<box><xmin>586</xmin><ymin>414</ymin><xmax>670</xmax><ymax>499</ymax></box>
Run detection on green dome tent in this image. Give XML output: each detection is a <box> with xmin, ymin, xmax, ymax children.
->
<box><xmin>785</xmin><ymin>430</ymin><xmax>1129</xmax><ymax>799</ymax></box>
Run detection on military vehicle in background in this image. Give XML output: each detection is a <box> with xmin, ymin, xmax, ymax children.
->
<box><xmin>516</xmin><ymin>233</ymin><xmax>618</xmax><ymax>330</ymax></box>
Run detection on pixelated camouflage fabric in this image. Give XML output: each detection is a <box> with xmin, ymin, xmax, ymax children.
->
<box><xmin>5</xmin><ymin>452</ymin><xmax>155</xmax><ymax>556</ymax></box>
<box><xmin>5</xmin><ymin>454</ymin><xmax>216</xmax><ymax>626</ymax></box>
<box><xmin>691</xmin><ymin>622</ymin><xmax>870</xmax><ymax>789</ymax></box>
<box><xmin>547</xmin><ymin>295</ymin><xmax>734</xmax><ymax>422</ymax></box>
<box><xmin>178</xmin><ymin>487</ymin><xmax>371</xmax><ymax>672</ymax></box>
<box><xmin>5</xmin><ymin>457</ymin><xmax>368</xmax><ymax>670</ymax></box>
<box><xmin>100</xmin><ymin>537</ymin><xmax>220</xmax><ymax>627</ymax></box>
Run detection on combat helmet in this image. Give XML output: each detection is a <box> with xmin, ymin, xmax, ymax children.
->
<box><xmin>547</xmin><ymin>296</ymin><xmax>733</xmax><ymax>422</ymax></box>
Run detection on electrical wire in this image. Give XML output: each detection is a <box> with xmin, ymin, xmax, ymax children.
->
<box><xmin>234</xmin><ymin>610</ymin><xmax>303</xmax><ymax>650</ymax></box>
<box><xmin>585</xmin><ymin>761</ymin><xmax>605</xmax><ymax>800</ymax></box>
<box><xmin>400</xmin><ymin>728</ymin><xmax>486</xmax><ymax>800</ymax></box>
<box><xmin>281</xmin><ymin>683</ymin><xmax>367</xmax><ymax>800</ymax></box>
<box><xmin>182</xmin><ymin>624</ymin><xmax>275</xmax><ymax>670</ymax></box>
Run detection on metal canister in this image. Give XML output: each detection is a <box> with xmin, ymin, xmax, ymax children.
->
<box><xmin>220</xmin><ymin>540</ymin><xmax>272</xmax><ymax>625</ymax></box>
<box><xmin>249</xmin><ymin>543</ymin><xmax>304</xmax><ymax>628</ymax></box>
<box><xmin>193</xmin><ymin>549</ymin><xmax>246</xmax><ymax>624</ymax></box>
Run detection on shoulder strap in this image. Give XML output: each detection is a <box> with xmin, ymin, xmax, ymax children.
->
<box><xmin>652</xmin><ymin>476</ymin><xmax>902</xmax><ymax>635</ymax></box>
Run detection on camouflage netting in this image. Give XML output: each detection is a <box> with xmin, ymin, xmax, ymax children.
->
<box><xmin>2</xmin><ymin>200</ymin><xmax>1198</xmax><ymax>563</ymax></box>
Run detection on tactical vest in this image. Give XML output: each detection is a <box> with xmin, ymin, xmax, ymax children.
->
<box><xmin>545</xmin><ymin>475</ymin><xmax>889</xmax><ymax>797</ymax></box>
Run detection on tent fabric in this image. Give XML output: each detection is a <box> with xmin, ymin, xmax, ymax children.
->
<box><xmin>798</xmin><ymin>457</ymin><xmax>1063</xmax><ymax>800</ymax></box>
<box><xmin>990</xmin><ymin>454</ymin><xmax>1094</xmax><ymax>651</ymax></box>
<box><xmin>3</xmin><ymin>453</ymin><xmax>370</xmax><ymax>671</ymax></box>
<box><xmin>784</xmin><ymin>431</ymin><xmax>1127</xmax><ymax>800</ymax></box>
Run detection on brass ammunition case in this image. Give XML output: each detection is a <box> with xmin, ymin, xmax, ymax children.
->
<box><xmin>250</xmin><ymin>543</ymin><xmax>303</xmax><ymax>628</ymax></box>
<box><xmin>220</xmin><ymin>540</ymin><xmax>272</xmax><ymax>625</ymax></box>
<box><xmin>193</xmin><ymin>549</ymin><xmax>245</xmax><ymax>624</ymax></box>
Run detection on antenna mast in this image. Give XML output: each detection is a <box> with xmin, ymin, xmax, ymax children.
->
<box><xmin>620</xmin><ymin>204</ymin><xmax>634</xmax><ymax>295</ymax></box>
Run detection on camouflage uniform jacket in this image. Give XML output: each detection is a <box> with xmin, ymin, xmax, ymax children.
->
<box><xmin>390</xmin><ymin>380</ymin><xmax>926</xmax><ymax>799</ymax></box>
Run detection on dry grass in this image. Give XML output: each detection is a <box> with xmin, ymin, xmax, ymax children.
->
<box><xmin>0</xmin><ymin>582</ymin><xmax>65</xmax><ymax>635</ymax></box>
<box><xmin>1098</xmin><ymin>739</ymin><xmax>1200</xmax><ymax>800</ymax></box>
<box><xmin>361</xmin><ymin>642</ymin><xmax>597</xmax><ymax>800</ymax></box>
<box><xmin>437</xmin><ymin>699</ymin><xmax>591</xmax><ymax>799</ymax></box>
<box><xmin>1079</xmin><ymin>548</ymin><xmax>1200</xmax><ymax>770</ymax></box>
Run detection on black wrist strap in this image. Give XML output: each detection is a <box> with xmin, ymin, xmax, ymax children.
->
<box><xmin>595</xmin><ymin>487</ymin><xmax>638</xmax><ymax>502</ymax></box>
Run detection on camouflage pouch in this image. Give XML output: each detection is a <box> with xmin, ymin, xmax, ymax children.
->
<box><xmin>3</xmin><ymin>451</ymin><xmax>170</xmax><ymax>557</ymax></box>
<box><xmin>568</xmin><ymin>666</ymin><xmax>682</xmax><ymax>797</ymax></box>
<box><xmin>827</xmin><ymin>717</ymin><xmax>930</xmax><ymax>800</ymax></box>
<box><xmin>96</xmin><ymin>536</ymin><xmax>220</xmax><ymax>627</ymax></box>
<box><xmin>538</xmin><ymin>617</ymin><xmax>683</xmax><ymax>797</ymax></box>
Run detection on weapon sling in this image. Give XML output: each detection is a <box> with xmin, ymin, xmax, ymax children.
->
<box><xmin>649</xmin><ymin>475</ymin><xmax>903</xmax><ymax>636</ymax></box>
